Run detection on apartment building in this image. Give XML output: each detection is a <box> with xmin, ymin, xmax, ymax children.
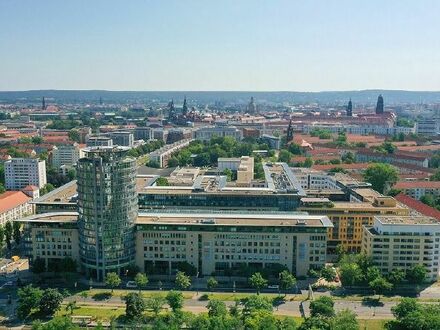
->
<box><xmin>299</xmin><ymin>194</ymin><xmax>409</xmax><ymax>253</ymax></box>
<box><xmin>51</xmin><ymin>143</ymin><xmax>83</xmax><ymax>169</ymax></box>
<box><xmin>362</xmin><ymin>216</ymin><xmax>440</xmax><ymax>281</ymax></box>
<box><xmin>0</xmin><ymin>191</ymin><xmax>33</xmax><ymax>226</ymax></box>
<box><xmin>108</xmin><ymin>131</ymin><xmax>134</xmax><ymax>147</ymax></box>
<box><xmin>5</xmin><ymin>158</ymin><xmax>47</xmax><ymax>190</ymax></box>
<box><xmin>392</xmin><ymin>181</ymin><xmax>440</xmax><ymax>200</ymax></box>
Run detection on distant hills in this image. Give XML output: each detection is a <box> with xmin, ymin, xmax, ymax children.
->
<box><xmin>1</xmin><ymin>89</ymin><xmax>440</xmax><ymax>104</ymax></box>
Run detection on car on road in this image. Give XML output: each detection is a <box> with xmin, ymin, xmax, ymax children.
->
<box><xmin>126</xmin><ymin>281</ymin><xmax>137</xmax><ymax>288</ymax></box>
<box><xmin>268</xmin><ymin>285</ymin><xmax>279</xmax><ymax>290</ymax></box>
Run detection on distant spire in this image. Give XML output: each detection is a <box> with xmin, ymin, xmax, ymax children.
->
<box><xmin>182</xmin><ymin>96</ymin><xmax>188</xmax><ymax>116</ymax></box>
<box><xmin>346</xmin><ymin>98</ymin><xmax>353</xmax><ymax>117</ymax></box>
<box><xmin>286</xmin><ymin>119</ymin><xmax>294</xmax><ymax>143</ymax></box>
<box><xmin>42</xmin><ymin>97</ymin><xmax>46</xmax><ymax>110</ymax></box>
<box><xmin>376</xmin><ymin>94</ymin><xmax>384</xmax><ymax>114</ymax></box>
<box><xmin>168</xmin><ymin>99</ymin><xmax>175</xmax><ymax>120</ymax></box>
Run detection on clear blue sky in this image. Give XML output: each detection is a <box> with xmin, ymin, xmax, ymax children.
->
<box><xmin>1</xmin><ymin>0</ymin><xmax>439</xmax><ymax>91</ymax></box>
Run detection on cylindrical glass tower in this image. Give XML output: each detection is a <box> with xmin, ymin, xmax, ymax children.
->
<box><xmin>77</xmin><ymin>147</ymin><xmax>137</xmax><ymax>281</ymax></box>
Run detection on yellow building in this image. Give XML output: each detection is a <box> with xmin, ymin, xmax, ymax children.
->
<box><xmin>299</xmin><ymin>192</ymin><xmax>409</xmax><ymax>253</ymax></box>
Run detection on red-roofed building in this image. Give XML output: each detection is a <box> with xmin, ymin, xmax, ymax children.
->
<box><xmin>395</xmin><ymin>193</ymin><xmax>440</xmax><ymax>221</ymax></box>
<box><xmin>392</xmin><ymin>181</ymin><xmax>440</xmax><ymax>200</ymax></box>
<box><xmin>22</xmin><ymin>185</ymin><xmax>40</xmax><ymax>199</ymax></box>
<box><xmin>0</xmin><ymin>191</ymin><xmax>33</xmax><ymax>226</ymax></box>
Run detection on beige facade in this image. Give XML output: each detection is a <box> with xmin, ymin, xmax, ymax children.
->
<box><xmin>362</xmin><ymin>216</ymin><xmax>440</xmax><ymax>281</ymax></box>
<box><xmin>135</xmin><ymin>212</ymin><xmax>331</xmax><ymax>277</ymax></box>
<box><xmin>21</xmin><ymin>211</ymin><xmax>331</xmax><ymax>278</ymax></box>
<box><xmin>22</xmin><ymin>213</ymin><xmax>79</xmax><ymax>270</ymax></box>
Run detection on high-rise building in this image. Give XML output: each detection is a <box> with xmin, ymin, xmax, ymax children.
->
<box><xmin>51</xmin><ymin>143</ymin><xmax>83</xmax><ymax>169</ymax></box>
<box><xmin>5</xmin><ymin>158</ymin><xmax>47</xmax><ymax>190</ymax></box>
<box><xmin>77</xmin><ymin>147</ymin><xmax>138</xmax><ymax>280</ymax></box>
<box><xmin>346</xmin><ymin>99</ymin><xmax>353</xmax><ymax>117</ymax></box>
<box><xmin>375</xmin><ymin>94</ymin><xmax>384</xmax><ymax>114</ymax></box>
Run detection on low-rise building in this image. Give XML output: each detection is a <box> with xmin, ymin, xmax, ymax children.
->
<box><xmin>392</xmin><ymin>181</ymin><xmax>440</xmax><ymax>200</ymax></box>
<box><xmin>194</xmin><ymin>125</ymin><xmax>243</xmax><ymax>141</ymax></box>
<box><xmin>362</xmin><ymin>215</ymin><xmax>440</xmax><ymax>281</ymax></box>
<box><xmin>51</xmin><ymin>143</ymin><xmax>83</xmax><ymax>169</ymax></box>
<box><xmin>0</xmin><ymin>191</ymin><xmax>33</xmax><ymax>226</ymax></box>
<box><xmin>86</xmin><ymin>135</ymin><xmax>113</xmax><ymax>147</ymax></box>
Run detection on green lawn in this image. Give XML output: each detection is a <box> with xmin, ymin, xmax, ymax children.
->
<box><xmin>58</xmin><ymin>306</ymin><xmax>125</xmax><ymax>320</ymax></box>
<box><xmin>358</xmin><ymin>319</ymin><xmax>387</xmax><ymax>330</ymax></box>
<box><xmin>78</xmin><ymin>289</ymin><xmax>193</xmax><ymax>299</ymax></box>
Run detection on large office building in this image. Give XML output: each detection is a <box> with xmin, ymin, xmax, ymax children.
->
<box><xmin>76</xmin><ymin>147</ymin><xmax>138</xmax><ymax>281</ymax></box>
<box><xmin>5</xmin><ymin>158</ymin><xmax>47</xmax><ymax>190</ymax></box>
<box><xmin>20</xmin><ymin>211</ymin><xmax>332</xmax><ymax>278</ymax></box>
<box><xmin>194</xmin><ymin>125</ymin><xmax>243</xmax><ymax>142</ymax></box>
<box><xmin>362</xmin><ymin>215</ymin><xmax>440</xmax><ymax>281</ymax></box>
<box><xmin>108</xmin><ymin>131</ymin><xmax>134</xmax><ymax>147</ymax></box>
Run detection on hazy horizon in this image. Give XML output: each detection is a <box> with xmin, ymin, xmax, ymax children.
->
<box><xmin>1</xmin><ymin>0</ymin><xmax>440</xmax><ymax>91</ymax></box>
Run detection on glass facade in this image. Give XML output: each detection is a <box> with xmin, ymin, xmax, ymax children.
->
<box><xmin>77</xmin><ymin>147</ymin><xmax>137</xmax><ymax>281</ymax></box>
<box><xmin>138</xmin><ymin>193</ymin><xmax>301</xmax><ymax>211</ymax></box>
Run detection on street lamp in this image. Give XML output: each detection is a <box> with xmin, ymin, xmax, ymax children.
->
<box><xmin>196</xmin><ymin>271</ymin><xmax>199</xmax><ymax>295</ymax></box>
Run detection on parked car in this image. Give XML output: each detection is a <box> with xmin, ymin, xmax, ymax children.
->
<box><xmin>126</xmin><ymin>281</ymin><xmax>137</xmax><ymax>288</ymax></box>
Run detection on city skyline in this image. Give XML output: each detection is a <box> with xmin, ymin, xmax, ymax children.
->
<box><xmin>1</xmin><ymin>0</ymin><xmax>440</xmax><ymax>91</ymax></box>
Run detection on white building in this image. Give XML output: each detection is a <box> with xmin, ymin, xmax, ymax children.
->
<box><xmin>194</xmin><ymin>125</ymin><xmax>243</xmax><ymax>141</ymax></box>
<box><xmin>5</xmin><ymin>158</ymin><xmax>47</xmax><ymax>190</ymax></box>
<box><xmin>51</xmin><ymin>143</ymin><xmax>83</xmax><ymax>169</ymax></box>
<box><xmin>363</xmin><ymin>215</ymin><xmax>440</xmax><ymax>281</ymax></box>
<box><xmin>416</xmin><ymin>119</ymin><xmax>440</xmax><ymax>136</ymax></box>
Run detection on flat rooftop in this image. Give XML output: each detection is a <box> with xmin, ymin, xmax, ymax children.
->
<box><xmin>376</xmin><ymin>215</ymin><xmax>440</xmax><ymax>225</ymax></box>
<box><xmin>32</xmin><ymin>180</ymin><xmax>77</xmax><ymax>204</ymax></box>
<box><xmin>18</xmin><ymin>212</ymin><xmax>78</xmax><ymax>223</ymax></box>
<box><xmin>136</xmin><ymin>211</ymin><xmax>333</xmax><ymax>228</ymax></box>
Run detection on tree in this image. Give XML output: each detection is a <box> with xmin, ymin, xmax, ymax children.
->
<box><xmin>155</xmin><ymin>177</ymin><xmax>169</xmax><ymax>186</ymax></box>
<box><xmin>392</xmin><ymin>298</ymin><xmax>420</xmax><ymax>319</ymax></box>
<box><xmin>249</xmin><ymin>272</ymin><xmax>268</xmax><ymax>295</ymax></box>
<box><xmin>166</xmin><ymin>290</ymin><xmax>184</xmax><ymax>312</ymax></box>
<box><xmin>207</xmin><ymin>299</ymin><xmax>228</xmax><ymax>317</ymax></box>
<box><xmin>242</xmin><ymin>295</ymin><xmax>273</xmax><ymax>316</ymax></box>
<box><xmin>32</xmin><ymin>316</ymin><xmax>79</xmax><ymax>330</ymax></box>
<box><xmin>331</xmin><ymin>309</ymin><xmax>359</xmax><ymax>330</ymax></box>
<box><xmin>17</xmin><ymin>285</ymin><xmax>43</xmax><ymax>319</ymax></box>
<box><xmin>369</xmin><ymin>276</ymin><xmax>393</xmax><ymax>296</ymax></box>
<box><xmin>320</xmin><ymin>266</ymin><xmax>337</xmax><ymax>282</ymax></box>
<box><xmin>207</xmin><ymin>277</ymin><xmax>218</xmax><ymax>291</ymax></box>
<box><xmin>309</xmin><ymin>296</ymin><xmax>335</xmax><ymax>318</ymax></box>
<box><xmin>175</xmin><ymin>271</ymin><xmax>191</xmax><ymax>290</ymax></box>
<box><xmin>0</xmin><ymin>183</ymin><xmax>5</xmax><ymax>194</ymax></box>
<box><xmin>288</xmin><ymin>143</ymin><xmax>302</xmax><ymax>155</ymax></box>
<box><xmin>278</xmin><ymin>150</ymin><xmax>292</xmax><ymax>163</ymax></box>
<box><xmin>39</xmin><ymin>288</ymin><xmax>64</xmax><ymax>316</ymax></box>
<box><xmin>13</xmin><ymin>221</ymin><xmax>21</xmax><ymax>245</ymax></box>
<box><xmin>105</xmin><ymin>272</ymin><xmax>121</xmax><ymax>293</ymax></box>
<box><xmin>124</xmin><ymin>292</ymin><xmax>145</xmax><ymax>320</ymax></box>
<box><xmin>146</xmin><ymin>294</ymin><xmax>165</xmax><ymax>316</ymax></box>
<box><xmin>406</xmin><ymin>264</ymin><xmax>427</xmax><ymax>284</ymax></box>
<box><xmin>0</xmin><ymin>225</ymin><xmax>4</xmax><ymax>248</ymax></box>
<box><xmin>4</xmin><ymin>221</ymin><xmax>12</xmax><ymax>250</ymax></box>
<box><xmin>167</xmin><ymin>157</ymin><xmax>179</xmax><ymax>167</ymax></box>
<box><xmin>279</xmin><ymin>270</ymin><xmax>296</xmax><ymax>296</ymax></box>
<box><xmin>365</xmin><ymin>266</ymin><xmax>381</xmax><ymax>283</ymax></box>
<box><xmin>68</xmin><ymin>130</ymin><xmax>80</xmax><ymax>143</ymax></box>
<box><xmin>363</xmin><ymin>163</ymin><xmax>398</xmax><ymax>194</ymax></box>
<box><xmin>40</xmin><ymin>183</ymin><xmax>55</xmax><ymax>196</ymax></box>
<box><xmin>223</xmin><ymin>168</ymin><xmax>233</xmax><ymax>181</ymax></box>
<box><xmin>430</xmin><ymin>169</ymin><xmax>440</xmax><ymax>181</ymax></box>
<box><xmin>338</xmin><ymin>262</ymin><xmax>363</xmax><ymax>287</ymax></box>
<box><xmin>32</xmin><ymin>257</ymin><xmax>46</xmax><ymax>273</ymax></box>
<box><xmin>134</xmin><ymin>273</ymin><xmax>148</xmax><ymax>293</ymax></box>
<box><xmin>65</xmin><ymin>301</ymin><xmax>77</xmax><ymax>315</ymax></box>
<box><xmin>79</xmin><ymin>291</ymin><xmax>88</xmax><ymax>302</ymax></box>
<box><xmin>387</xmin><ymin>269</ymin><xmax>406</xmax><ymax>285</ymax></box>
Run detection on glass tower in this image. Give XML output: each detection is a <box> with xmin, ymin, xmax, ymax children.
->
<box><xmin>77</xmin><ymin>147</ymin><xmax>137</xmax><ymax>281</ymax></box>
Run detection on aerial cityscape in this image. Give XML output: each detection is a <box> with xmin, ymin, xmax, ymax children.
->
<box><xmin>1</xmin><ymin>1</ymin><xmax>440</xmax><ymax>330</ymax></box>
